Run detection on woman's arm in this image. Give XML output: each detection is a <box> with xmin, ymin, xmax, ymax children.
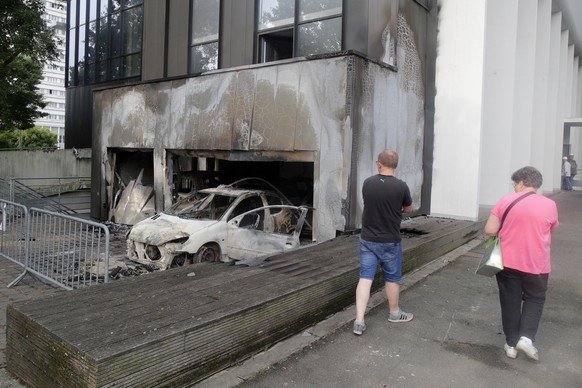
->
<box><xmin>484</xmin><ymin>213</ymin><xmax>501</xmax><ymax>236</ymax></box>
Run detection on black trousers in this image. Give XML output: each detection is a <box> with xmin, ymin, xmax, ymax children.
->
<box><xmin>496</xmin><ymin>268</ymin><xmax>548</xmax><ymax>347</ymax></box>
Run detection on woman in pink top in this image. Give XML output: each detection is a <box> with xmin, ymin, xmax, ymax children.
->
<box><xmin>485</xmin><ymin>166</ymin><xmax>559</xmax><ymax>361</ymax></box>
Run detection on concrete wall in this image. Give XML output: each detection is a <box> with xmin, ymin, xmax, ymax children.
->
<box><xmin>0</xmin><ymin>149</ymin><xmax>91</xmax><ymax>180</ymax></box>
<box><xmin>93</xmin><ymin>52</ymin><xmax>425</xmax><ymax>243</ymax></box>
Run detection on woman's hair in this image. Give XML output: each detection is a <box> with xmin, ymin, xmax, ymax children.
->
<box><xmin>511</xmin><ymin>166</ymin><xmax>543</xmax><ymax>189</ymax></box>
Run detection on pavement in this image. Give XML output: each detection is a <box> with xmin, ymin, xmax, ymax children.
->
<box><xmin>200</xmin><ymin>190</ymin><xmax>582</xmax><ymax>388</ymax></box>
<box><xmin>0</xmin><ymin>190</ymin><xmax>581</xmax><ymax>387</ymax></box>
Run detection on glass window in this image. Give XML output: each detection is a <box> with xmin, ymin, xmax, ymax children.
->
<box><xmin>69</xmin><ymin>0</ymin><xmax>77</xmax><ymax>28</ymax></box>
<box><xmin>298</xmin><ymin>0</ymin><xmax>342</xmax><ymax>22</ymax></box>
<box><xmin>257</xmin><ymin>0</ymin><xmax>342</xmax><ymax>63</ymax></box>
<box><xmin>110</xmin><ymin>12</ymin><xmax>121</xmax><ymax>57</ymax></box>
<box><xmin>97</xmin><ymin>16</ymin><xmax>109</xmax><ymax>61</ymax></box>
<box><xmin>190</xmin><ymin>42</ymin><xmax>218</xmax><ymax>73</ymax></box>
<box><xmin>297</xmin><ymin>17</ymin><xmax>341</xmax><ymax>56</ymax></box>
<box><xmin>89</xmin><ymin>0</ymin><xmax>98</xmax><ymax>22</ymax></box>
<box><xmin>123</xmin><ymin>53</ymin><xmax>141</xmax><ymax>78</ymax></box>
<box><xmin>100</xmin><ymin>0</ymin><xmax>109</xmax><ymax>17</ymax></box>
<box><xmin>79</xmin><ymin>0</ymin><xmax>87</xmax><ymax>25</ymax></box>
<box><xmin>123</xmin><ymin>0</ymin><xmax>142</xmax><ymax>9</ymax></box>
<box><xmin>67</xmin><ymin>27</ymin><xmax>77</xmax><ymax>85</ymax></box>
<box><xmin>78</xmin><ymin>25</ymin><xmax>87</xmax><ymax>83</ymax></box>
<box><xmin>258</xmin><ymin>0</ymin><xmax>294</xmax><ymax>31</ymax></box>
<box><xmin>189</xmin><ymin>0</ymin><xmax>219</xmax><ymax>74</ymax></box>
<box><xmin>191</xmin><ymin>0</ymin><xmax>219</xmax><ymax>45</ymax></box>
<box><xmin>87</xmin><ymin>20</ymin><xmax>98</xmax><ymax>63</ymax></box>
<box><xmin>122</xmin><ymin>7</ymin><xmax>143</xmax><ymax>55</ymax></box>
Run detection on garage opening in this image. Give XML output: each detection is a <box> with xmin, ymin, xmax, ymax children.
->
<box><xmin>167</xmin><ymin>152</ymin><xmax>314</xmax><ymax>208</ymax></box>
<box><xmin>167</xmin><ymin>151</ymin><xmax>315</xmax><ymax>242</ymax></box>
<box><xmin>107</xmin><ymin>148</ymin><xmax>155</xmax><ymax>225</ymax></box>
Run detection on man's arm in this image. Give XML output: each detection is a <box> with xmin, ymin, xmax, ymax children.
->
<box><xmin>402</xmin><ymin>204</ymin><xmax>413</xmax><ymax>213</ymax></box>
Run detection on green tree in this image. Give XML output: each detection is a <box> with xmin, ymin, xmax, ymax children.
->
<box><xmin>0</xmin><ymin>0</ymin><xmax>59</xmax><ymax>132</ymax></box>
<box><xmin>0</xmin><ymin>126</ymin><xmax>57</xmax><ymax>149</ymax></box>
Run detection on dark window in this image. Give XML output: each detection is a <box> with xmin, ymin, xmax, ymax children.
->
<box><xmin>256</xmin><ymin>0</ymin><xmax>342</xmax><ymax>64</ymax></box>
<box><xmin>67</xmin><ymin>0</ymin><xmax>143</xmax><ymax>87</ymax></box>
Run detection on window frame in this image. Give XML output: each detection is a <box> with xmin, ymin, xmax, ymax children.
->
<box><xmin>188</xmin><ymin>0</ymin><xmax>221</xmax><ymax>75</ymax></box>
<box><xmin>255</xmin><ymin>0</ymin><xmax>343</xmax><ymax>64</ymax></box>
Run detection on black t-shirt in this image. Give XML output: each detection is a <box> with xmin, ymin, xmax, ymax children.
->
<box><xmin>361</xmin><ymin>174</ymin><xmax>412</xmax><ymax>243</ymax></box>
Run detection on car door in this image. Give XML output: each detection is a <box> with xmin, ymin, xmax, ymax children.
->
<box><xmin>225</xmin><ymin>206</ymin><xmax>307</xmax><ymax>260</ymax></box>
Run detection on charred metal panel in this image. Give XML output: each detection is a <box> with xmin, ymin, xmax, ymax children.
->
<box><xmin>168</xmin><ymin>79</ymin><xmax>188</xmax><ymax>145</ymax></box>
<box><xmin>233</xmin><ymin>70</ymin><xmax>257</xmax><ymax>150</ymax></box>
<box><xmin>185</xmin><ymin>73</ymin><xmax>237</xmax><ymax>150</ymax></box>
<box><xmin>351</xmin><ymin>9</ymin><xmax>426</xmax><ymax>227</ymax></box>
<box><xmin>295</xmin><ymin>60</ymin><xmax>348</xmax><ymax>151</ymax></box>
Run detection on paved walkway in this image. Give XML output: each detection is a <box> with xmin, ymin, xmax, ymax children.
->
<box><xmin>1</xmin><ymin>190</ymin><xmax>580</xmax><ymax>387</ymax></box>
<box><xmin>202</xmin><ymin>190</ymin><xmax>582</xmax><ymax>387</ymax></box>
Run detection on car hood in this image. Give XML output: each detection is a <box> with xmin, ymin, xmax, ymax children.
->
<box><xmin>128</xmin><ymin>213</ymin><xmax>218</xmax><ymax>245</ymax></box>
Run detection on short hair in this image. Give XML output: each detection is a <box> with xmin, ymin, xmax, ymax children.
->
<box><xmin>378</xmin><ymin>149</ymin><xmax>399</xmax><ymax>169</ymax></box>
<box><xmin>511</xmin><ymin>166</ymin><xmax>543</xmax><ymax>189</ymax></box>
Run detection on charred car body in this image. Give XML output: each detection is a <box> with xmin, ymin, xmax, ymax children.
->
<box><xmin>126</xmin><ymin>179</ymin><xmax>310</xmax><ymax>270</ymax></box>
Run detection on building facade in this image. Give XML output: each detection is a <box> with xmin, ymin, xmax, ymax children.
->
<box><xmin>36</xmin><ymin>0</ymin><xmax>68</xmax><ymax>148</ymax></box>
<box><xmin>65</xmin><ymin>0</ymin><xmax>582</xmax><ymax>242</ymax></box>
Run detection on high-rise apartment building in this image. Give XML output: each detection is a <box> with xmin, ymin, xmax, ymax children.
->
<box><xmin>35</xmin><ymin>0</ymin><xmax>67</xmax><ymax>149</ymax></box>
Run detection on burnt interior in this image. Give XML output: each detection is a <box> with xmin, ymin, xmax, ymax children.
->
<box><xmin>108</xmin><ymin>148</ymin><xmax>314</xmax><ymax>213</ymax></box>
<box><xmin>167</xmin><ymin>152</ymin><xmax>314</xmax><ymax>208</ymax></box>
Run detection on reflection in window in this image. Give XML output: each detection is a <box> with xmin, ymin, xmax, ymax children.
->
<box><xmin>258</xmin><ymin>0</ymin><xmax>294</xmax><ymax>31</ymax></box>
<box><xmin>67</xmin><ymin>0</ymin><xmax>143</xmax><ymax>87</ymax></box>
<box><xmin>257</xmin><ymin>0</ymin><xmax>342</xmax><ymax>63</ymax></box>
<box><xmin>298</xmin><ymin>0</ymin><xmax>342</xmax><ymax>22</ymax></box>
<box><xmin>297</xmin><ymin>17</ymin><xmax>342</xmax><ymax>57</ymax></box>
<box><xmin>189</xmin><ymin>0</ymin><xmax>219</xmax><ymax>74</ymax></box>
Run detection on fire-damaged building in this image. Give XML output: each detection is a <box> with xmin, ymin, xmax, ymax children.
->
<box><xmin>66</xmin><ymin>0</ymin><xmax>435</xmax><ymax>244</ymax></box>
<box><xmin>64</xmin><ymin>0</ymin><xmax>582</xmax><ymax>245</ymax></box>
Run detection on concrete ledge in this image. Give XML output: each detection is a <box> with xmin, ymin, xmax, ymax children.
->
<box><xmin>6</xmin><ymin>217</ymin><xmax>483</xmax><ymax>387</ymax></box>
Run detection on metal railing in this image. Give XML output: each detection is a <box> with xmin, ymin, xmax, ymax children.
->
<box><xmin>0</xmin><ymin>177</ymin><xmax>91</xmax><ymax>215</ymax></box>
<box><xmin>0</xmin><ymin>199</ymin><xmax>110</xmax><ymax>290</ymax></box>
<box><xmin>0</xmin><ymin>200</ymin><xmax>28</xmax><ymax>269</ymax></box>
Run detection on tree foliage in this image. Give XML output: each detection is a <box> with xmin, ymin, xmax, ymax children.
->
<box><xmin>0</xmin><ymin>0</ymin><xmax>59</xmax><ymax>131</ymax></box>
<box><xmin>0</xmin><ymin>126</ymin><xmax>58</xmax><ymax>149</ymax></box>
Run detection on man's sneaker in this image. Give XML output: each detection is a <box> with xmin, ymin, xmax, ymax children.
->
<box><xmin>353</xmin><ymin>321</ymin><xmax>366</xmax><ymax>335</ymax></box>
<box><xmin>504</xmin><ymin>344</ymin><xmax>517</xmax><ymax>359</ymax></box>
<box><xmin>388</xmin><ymin>310</ymin><xmax>414</xmax><ymax>323</ymax></box>
<box><xmin>516</xmin><ymin>336</ymin><xmax>539</xmax><ymax>361</ymax></box>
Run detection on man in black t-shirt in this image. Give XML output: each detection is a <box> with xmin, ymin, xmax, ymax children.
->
<box><xmin>353</xmin><ymin>149</ymin><xmax>414</xmax><ymax>335</ymax></box>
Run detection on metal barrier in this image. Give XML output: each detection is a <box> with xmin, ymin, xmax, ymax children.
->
<box><xmin>0</xmin><ymin>200</ymin><xmax>28</xmax><ymax>269</ymax></box>
<box><xmin>0</xmin><ymin>199</ymin><xmax>110</xmax><ymax>290</ymax></box>
<box><xmin>0</xmin><ymin>179</ymin><xmax>14</xmax><ymax>202</ymax></box>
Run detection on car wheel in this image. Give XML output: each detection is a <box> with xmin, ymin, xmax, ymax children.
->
<box><xmin>170</xmin><ymin>253</ymin><xmax>194</xmax><ymax>268</ymax></box>
<box><xmin>195</xmin><ymin>244</ymin><xmax>220</xmax><ymax>263</ymax></box>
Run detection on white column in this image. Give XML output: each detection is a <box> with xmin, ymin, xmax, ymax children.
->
<box><xmin>430</xmin><ymin>0</ymin><xmax>486</xmax><ymax>220</ymax></box>
<box><xmin>570</xmin><ymin>57</ymin><xmax>580</xmax><ymax>160</ymax></box>
<box><xmin>511</xmin><ymin>0</ymin><xmax>538</xmax><ymax>170</ymax></box>
<box><xmin>569</xmin><ymin>55</ymin><xmax>578</xmax><ymax>117</ymax></box>
<box><xmin>531</xmin><ymin>0</ymin><xmax>551</xmax><ymax>180</ymax></box>
<box><xmin>554</xmin><ymin>30</ymin><xmax>570</xmax><ymax>190</ymax></box>
<box><xmin>478</xmin><ymin>0</ymin><xmax>520</xmax><ymax>206</ymax></box>
<box><xmin>543</xmin><ymin>13</ymin><xmax>562</xmax><ymax>193</ymax></box>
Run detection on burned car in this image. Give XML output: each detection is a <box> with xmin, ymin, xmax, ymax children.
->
<box><xmin>126</xmin><ymin>180</ymin><xmax>310</xmax><ymax>270</ymax></box>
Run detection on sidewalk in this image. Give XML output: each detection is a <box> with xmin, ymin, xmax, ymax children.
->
<box><xmin>201</xmin><ymin>190</ymin><xmax>582</xmax><ymax>388</ymax></box>
<box><xmin>0</xmin><ymin>191</ymin><xmax>580</xmax><ymax>387</ymax></box>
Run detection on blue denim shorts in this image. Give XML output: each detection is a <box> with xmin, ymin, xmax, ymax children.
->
<box><xmin>359</xmin><ymin>238</ymin><xmax>403</xmax><ymax>283</ymax></box>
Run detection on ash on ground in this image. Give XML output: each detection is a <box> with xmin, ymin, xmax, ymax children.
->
<box><xmin>104</xmin><ymin>222</ymin><xmax>160</xmax><ymax>280</ymax></box>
